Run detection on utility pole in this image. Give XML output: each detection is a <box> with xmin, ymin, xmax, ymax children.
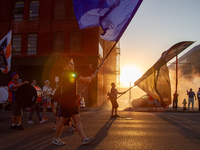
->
<box><xmin>173</xmin><ymin>55</ymin><xmax>178</xmax><ymax>109</ymax></box>
<box><xmin>129</xmin><ymin>81</ymin><xmax>132</xmax><ymax>107</ymax></box>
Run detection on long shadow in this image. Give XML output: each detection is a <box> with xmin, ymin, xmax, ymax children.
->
<box><xmin>156</xmin><ymin>113</ymin><xmax>200</xmax><ymax>146</ymax></box>
<box><xmin>2</xmin><ymin>129</ymin><xmax>54</xmax><ymax>150</ymax></box>
<box><xmin>76</xmin><ymin>117</ymin><xmax>116</xmax><ymax>150</ymax></box>
<box><xmin>2</xmin><ymin>128</ymin><xmax>73</xmax><ymax>150</ymax></box>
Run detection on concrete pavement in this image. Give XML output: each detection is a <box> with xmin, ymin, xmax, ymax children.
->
<box><xmin>1</xmin><ymin>105</ymin><xmax>200</xmax><ymax>150</ymax></box>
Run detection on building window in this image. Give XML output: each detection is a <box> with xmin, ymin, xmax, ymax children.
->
<box><xmin>53</xmin><ymin>32</ymin><xmax>64</xmax><ymax>54</ymax></box>
<box><xmin>12</xmin><ymin>34</ymin><xmax>22</xmax><ymax>55</ymax></box>
<box><xmin>55</xmin><ymin>0</ymin><xmax>66</xmax><ymax>19</ymax></box>
<box><xmin>70</xmin><ymin>32</ymin><xmax>82</xmax><ymax>53</ymax></box>
<box><xmin>29</xmin><ymin>0</ymin><xmax>39</xmax><ymax>20</ymax></box>
<box><xmin>27</xmin><ymin>33</ymin><xmax>37</xmax><ymax>55</ymax></box>
<box><xmin>13</xmin><ymin>0</ymin><xmax>24</xmax><ymax>21</ymax></box>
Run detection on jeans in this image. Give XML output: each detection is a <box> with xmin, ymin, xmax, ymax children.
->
<box><xmin>28</xmin><ymin>103</ymin><xmax>42</xmax><ymax>121</ymax></box>
<box><xmin>188</xmin><ymin>98</ymin><xmax>194</xmax><ymax>109</ymax></box>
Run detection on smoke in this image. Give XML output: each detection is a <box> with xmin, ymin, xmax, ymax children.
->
<box><xmin>117</xmin><ymin>70</ymin><xmax>200</xmax><ymax>110</ymax></box>
<box><xmin>116</xmin><ymin>67</ymin><xmax>200</xmax><ymax>110</ymax></box>
<box><xmin>170</xmin><ymin>69</ymin><xmax>200</xmax><ymax>108</ymax></box>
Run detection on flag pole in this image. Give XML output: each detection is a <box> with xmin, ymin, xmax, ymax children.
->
<box><xmin>116</xmin><ymin>85</ymin><xmax>135</xmax><ymax>99</ymax></box>
<box><xmin>80</xmin><ymin>0</ymin><xmax>143</xmax><ymax>93</ymax></box>
<box><xmin>94</xmin><ymin>41</ymin><xmax>118</xmax><ymax>75</ymax></box>
<box><xmin>81</xmin><ymin>41</ymin><xmax>118</xmax><ymax>94</ymax></box>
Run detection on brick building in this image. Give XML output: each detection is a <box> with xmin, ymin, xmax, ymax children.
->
<box><xmin>0</xmin><ymin>0</ymin><xmax>120</xmax><ymax>107</ymax></box>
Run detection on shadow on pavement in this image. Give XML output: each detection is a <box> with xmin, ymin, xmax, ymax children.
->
<box><xmin>76</xmin><ymin>117</ymin><xmax>116</xmax><ymax>150</ymax></box>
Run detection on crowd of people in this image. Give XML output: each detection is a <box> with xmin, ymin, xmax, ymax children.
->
<box><xmin>7</xmin><ymin>57</ymin><xmax>96</xmax><ymax>146</ymax></box>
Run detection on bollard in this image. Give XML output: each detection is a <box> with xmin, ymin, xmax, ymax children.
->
<box><xmin>182</xmin><ymin>98</ymin><xmax>187</xmax><ymax>110</ymax></box>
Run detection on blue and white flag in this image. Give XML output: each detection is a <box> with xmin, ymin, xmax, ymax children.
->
<box><xmin>73</xmin><ymin>0</ymin><xmax>143</xmax><ymax>41</ymax></box>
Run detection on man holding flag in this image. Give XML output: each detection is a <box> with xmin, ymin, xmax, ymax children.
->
<box><xmin>51</xmin><ymin>0</ymin><xmax>143</xmax><ymax>146</ymax></box>
<box><xmin>51</xmin><ymin>0</ymin><xmax>143</xmax><ymax>145</ymax></box>
<box><xmin>73</xmin><ymin>0</ymin><xmax>143</xmax><ymax>75</ymax></box>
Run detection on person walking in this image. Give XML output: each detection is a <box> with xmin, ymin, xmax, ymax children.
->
<box><xmin>109</xmin><ymin>82</ymin><xmax>126</xmax><ymax>118</ymax></box>
<box><xmin>8</xmin><ymin>72</ymin><xmax>29</xmax><ymax>130</ymax></box>
<box><xmin>27</xmin><ymin>80</ymin><xmax>44</xmax><ymax>124</ymax></box>
<box><xmin>197</xmin><ymin>88</ymin><xmax>200</xmax><ymax>111</ymax></box>
<box><xmin>41</xmin><ymin>80</ymin><xmax>56</xmax><ymax>123</ymax></box>
<box><xmin>52</xmin><ymin>58</ymin><xmax>96</xmax><ymax>146</ymax></box>
<box><xmin>187</xmin><ymin>88</ymin><xmax>196</xmax><ymax>110</ymax></box>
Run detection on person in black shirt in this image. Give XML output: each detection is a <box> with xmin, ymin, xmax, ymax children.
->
<box><xmin>52</xmin><ymin>58</ymin><xmax>96</xmax><ymax>146</ymax></box>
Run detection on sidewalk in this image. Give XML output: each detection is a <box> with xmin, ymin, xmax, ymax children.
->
<box><xmin>82</xmin><ymin>103</ymin><xmax>200</xmax><ymax>113</ymax></box>
<box><xmin>124</xmin><ymin>106</ymin><xmax>200</xmax><ymax>113</ymax></box>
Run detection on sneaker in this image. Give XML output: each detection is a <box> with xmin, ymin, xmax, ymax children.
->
<box><xmin>16</xmin><ymin>125</ymin><xmax>24</xmax><ymax>130</ymax></box>
<box><xmin>39</xmin><ymin>119</ymin><xmax>47</xmax><ymax>124</ymax></box>
<box><xmin>10</xmin><ymin>125</ymin><xmax>17</xmax><ymax>129</ymax></box>
<box><xmin>68</xmin><ymin>126</ymin><xmax>75</xmax><ymax>132</ymax></box>
<box><xmin>111</xmin><ymin>115</ymin><xmax>116</xmax><ymax>118</ymax></box>
<box><xmin>115</xmin><ymin>114</ymin><xmax>119</xmax><ymax>117</ymax></box>
<box><xmin>52</xmin><ymin>138</ymin><xmax>66</xmax><ymax>146</ymax></box>
<box><xmin>27</xmin><ymin>120</ymin><xmax>34</xmax><ymax>124</ymax></box>
<box><xmin>81</xmin><ymin>137</ymin><xmax>95</xmax><ymax>145</ymax></box>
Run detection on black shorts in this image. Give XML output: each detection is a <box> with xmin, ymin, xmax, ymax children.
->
<box><xmin>111</xmin><ymin>99</ymin><xmax>119</xmax><ymax>108</ymax></box>
<box><xmin>60</xmin><ymin>105</ymin><xmax>79</xmax><ymax>118</ymax></box>
<box><xmin>11</xmin><ymin>101</ymin><xmax>21</xmax><ymax>116</ymax></box>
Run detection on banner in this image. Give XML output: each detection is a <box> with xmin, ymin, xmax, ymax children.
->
<box><xmin>0</xmin><ymin>30</ymin><xmax>12</xmax><ymax>74</ymax></box>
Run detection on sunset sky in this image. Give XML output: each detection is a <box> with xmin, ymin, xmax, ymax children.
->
<box><xmin>119</xmin><ymin>0</ymin><xmax>200</xmax><ymax>87</ymax></box>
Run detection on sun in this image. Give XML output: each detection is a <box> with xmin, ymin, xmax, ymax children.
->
<box><xmin>120</xmin><ymin>65</ymin><xmax>142</xmax><ymax>87</ymax></box>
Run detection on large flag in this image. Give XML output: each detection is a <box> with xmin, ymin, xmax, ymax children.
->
<box><xmin>134</xmin><ymin>41</ymin><xmax>195</xmax><ymax>106</ymax></box>
<box><xmin>0</xmin><ymin>30</ymin><xmax>12</xmax><ymax>74</ymax></box>
<box><xmin>73</xmin><ymin>0</ymin><xmax>143</xmax><ymax>41</ymax></box>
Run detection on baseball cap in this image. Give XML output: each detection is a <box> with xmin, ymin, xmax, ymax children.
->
<box><xmin>11</xmin><ymin>72</ymin><xmax>18</xmax><ymax>78</ymax></box>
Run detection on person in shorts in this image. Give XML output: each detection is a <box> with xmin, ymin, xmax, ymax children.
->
<box><xmin>52</xmin><ymin>58</ymin><xmax>96</xmax><ymax>146</ymax></box>
<box><xmin>109</xmin><ymin>82</ymin><xmax>126</xmax><ymax>118</ymax></box>
<box><xmin>41</xmin><ymin>80</ymin><xmax>56</xmax><ymax>123</ymax></box>
<box><xmin>8</xmin><ymin>72</ymin><xmax>29</xmax><ymax>130</ymax></box>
